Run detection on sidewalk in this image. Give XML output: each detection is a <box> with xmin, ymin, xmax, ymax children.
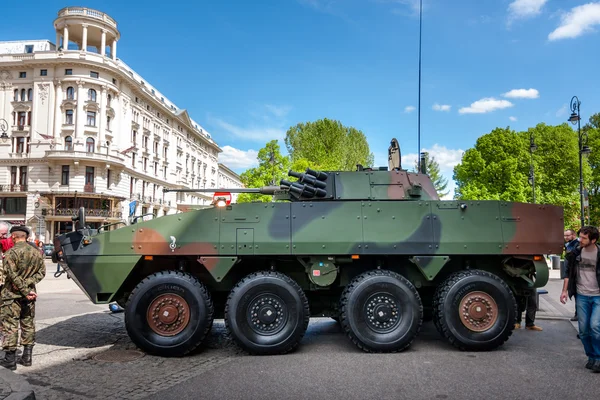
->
<box><xmin>536</xmin><ymin>265</ymin><xmax>579</xmax><ymax>331</ymax></box>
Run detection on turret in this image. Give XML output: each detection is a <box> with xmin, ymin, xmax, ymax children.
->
<box><xmin>163</xmin><ymin>138</ymin><xmax>439</xmax><ymax>203</ymax></box>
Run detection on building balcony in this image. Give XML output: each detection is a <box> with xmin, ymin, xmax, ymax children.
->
<box><xmin>0</xmin><ymin>184</ymin><xmax>27</xmax><ymax>193</ymax></box>
<box><xmin>12</xmin><ymin>125</ymin><xmax>30</xmax><ymax>134</ymax></box>
<box><xmin>131</xmin><ymin>121</ymin><xmax>140</xmax><ymax>130</ymax></box>
<box><xmin>57</xmin><ymin>7</ymin><xmax>118</xmax><ymax>29</ymax></box>
<box><xmin>43</xmin><ymin>208</ymin><xmax>123</xmax><ymax>219</ymax></box>
<box><xmin>84</xmin><ymin>184</ymin><xmax>95</xmax><ymax>193</ymax></box>
<box><xmin>44</xmin><ymin>150</ymin><xmax>126</xmax><ymax>169</ymax></box>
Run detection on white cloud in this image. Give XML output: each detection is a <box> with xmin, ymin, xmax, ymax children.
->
<box><xmin>208</xmin><ymin>117</ymin><xmax>285</xmax><ymax>142</ymax></box>
<box><xmin>207</xmin><ymin>104</ymin><xmax>289</xmax><ymax>143</ymax></box>
<box><xmin>508</xmin><ymin>0</ymin><xmax>548</xmax><ymax>20</ymax></box>
<box><xmin>458</xmin><ymin>97</ymin><xmax>514</xmax><ymax>114</ymax></box>
<box><xmin>404</xmin><ymin>105</ymin><xmax>416</xmax><ymax>113</ymax></box>
<box><xmin>548</xmin><ymin>3</ymin><xmax>600</xmax><ymax>40</ymax></box>
<box><xmin>219</xmin><ymin>146</ymin><xmax>259</xmax><ymax>170</ymax></box>
<box><xmin>502</xmin><ymin>88</ymin><xmax>539</xmax><ymax>99</ymax></box>
<box><xmin>265</xmin><ymin>104</ymin><xmax>292</xmax><ymax>118</ymax></box>
<box><xmin>509</xmin><ymin>116</ymin><xmax>518</xmax><ymax>121</ymax></box>
<box><xmin>432</xmin><ymin>103</ymin><xmax>451</xmax><ymax>112</ymax></box>
<box><xmin>556</xmin><ymin>104</ymin><xmax>568</xmax><ymax>117</ymax></box>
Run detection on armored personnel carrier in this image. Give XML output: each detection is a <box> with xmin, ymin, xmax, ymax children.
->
<box><xmin>52</xmin><ymin>138</ymin><xmax>564</xmax><ymax>357</ymax></box>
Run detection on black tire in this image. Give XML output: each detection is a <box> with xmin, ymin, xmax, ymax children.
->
<box><xmin>432</xmin><ymin>269</ymin><xmax>517</xmax><ymax>351</ymax></box>
<box><xmin>340</xmin><ymin>270</ymin><xmax>423</xmax><ymax>353</ymax></box>
<box><xmin>125</xmin><ymin>270</ymin><xmax>214</xmax><ymax>357</ymax></box>
<box><xmin>224</xmin><ymin>271</ymin><xmax>309</xmax><ymax>355</ymax></box>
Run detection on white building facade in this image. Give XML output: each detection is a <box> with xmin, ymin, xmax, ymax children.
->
<box><xmin>0</xmin><ymin>7</ymin><xmax>242</xmax><ymax>242</ymax></box>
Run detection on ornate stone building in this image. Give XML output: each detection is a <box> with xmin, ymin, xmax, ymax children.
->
<box><xmin>0</xmin><ymin>7</ymin><xmax>242</xmax><ymax>242</ymax></box>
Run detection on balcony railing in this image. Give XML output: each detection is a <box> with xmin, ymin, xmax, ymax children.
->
<box><xmin>43</xmin><ymin>208</ymin><xmax>123</xmax><ymax>218</ymax></box>
<box><xmin>0</xmin><ymin>185</ymin><xmax>28</xmax><ymax>192</ymax></box>
<box><xmin>57</xmin><ymin>7</ymin><xmax>117</xmax><ymax>29</ymax></box>
<box><xmin>83</xmin><ymin>184</ymin><xmax>95</xmax><ymax>193</ymax></box>
<box><xmin>45</xmin><ymin>150</ymin><xmax>126</xmax><ymax>167</ymax></box>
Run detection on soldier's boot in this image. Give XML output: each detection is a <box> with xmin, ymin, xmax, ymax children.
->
<box><xmin>18</xmin><ymin>345</ymin><xmax>33</xmax><ymax>367</ymax></box>
<box><xmin>0</xmin><ymin>350</ymin><xmax>17</xmax><ymax>371</ymax></box>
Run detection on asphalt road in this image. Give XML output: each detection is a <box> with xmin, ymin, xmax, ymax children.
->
<box><xmin>144</xmin><ymin>318</ymin><xmax>596</xmax><ymax>400</ymax></box>
<box><xmin>27</xmin><ymin>263</ymin><xmax>597</xmax><ymax>400</ymax></box>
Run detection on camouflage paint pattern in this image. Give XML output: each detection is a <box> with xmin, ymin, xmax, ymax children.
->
<box><xmin>1</xmin><ymin>298</ymin><xmax>35</xmax><ymax>350</ymax></box>
<box><xmin>54</xmin><ymin>165</ymin><xmax>564</xmax><ymax>304</ymax></box>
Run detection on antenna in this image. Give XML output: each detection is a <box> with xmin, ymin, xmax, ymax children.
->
<box><xmin>417</xmin><ymin>0</ymin><xmax>423</xmax><ymax>172</ymax></box>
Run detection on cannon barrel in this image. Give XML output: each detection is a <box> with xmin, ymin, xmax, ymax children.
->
<box><xmin>162</xmin><ymin>186</ymin><xmax>281</xmax><ymax>194</ymax></box>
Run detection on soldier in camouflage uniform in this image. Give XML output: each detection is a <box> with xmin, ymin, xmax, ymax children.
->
<box><xmin>0</xmin><ymin>226</ymin><xmax>45</xmax><ymax>371</ymax></box>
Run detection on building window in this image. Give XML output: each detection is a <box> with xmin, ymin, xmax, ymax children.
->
<box><xmin>20</xmin><ymin>89</ymin><xmax>26</xmax><ymax>101</ymax></box>
<box><xmin>107</xmin><ymin>94</ymin><xmax>111</xmax><ymax>107</ymax></box>
<box><xmin>19</xmin><ymin>72</ymin><xmax>26</xmax><ymax>78</ymax></box>
<box><xmin>25</xmin><ymin>45</ymin><xmax>33</xmax><ymax>53</ymax></box>
<box><xmin>132</xmin><ymin>153</ymin><xmax>136</xmax><ymax>167</ymax></box>
<box><xmin>106</xmin><ymin>116</ymin><xmax>111</xmax><ymax>130</ymax></box>
<box><xmin>65</xmin><ymin>110</ymin><xmax>73</xmax><ymax>124</ymax></box>
<box><xmin>86</xmin><ymin>137</ymin><xmax>95</xmax><ymax>153</ymax></box>
<box><xmin>132</xmin><ymin>130</ymin><xmax>137</xmax><ymax>144</ymax></box>
<box><xmin>112</xmin><ymin>78</ymin><xmax>117</xmax><ymax>85</ymax></box>
<box><xmin>16</xmin><ymin>137</ymin><xmax>25</xmax><ymax>153</ymax></box>
<box><xmin>66</xmin><ymin>86</ymin><xmax>74</xmax><ymax>99</ymax></box>
<box><xmin>27</xmin><ymin>89</ymin><xmax>32</xmax><ymax>101</ymax></box>
<box><xmin>90</xmin><ymin>71</ymin><xmax>99</xmax><ymax>78</ymax></box>
<box><xmin>143</xmin><ymin>157</ymin><xmax>147</xmax><ymax>171</ymax></box>
<box><xmin>40</xmin><ymin>69</ymin><xmax>47</xmax><ymax>76</ymax></box>
<box><xmin>85</xmin><ymin>167</ymin><xmax>95</xmax><ymax>186</ymax></box>
<box><xmin>154</xmin><ymin>162</ymin><xmax>158</xmax><ymax>175</ymax></box>
<box><xmin>107</xmin><ymin>169</ymin><xmax>111</xmax><ymax>189</ymax></box>
<box><xmin>130</xmin><ymin>177</ymin><xmax>134</xmax><ymax>197</ymax></box>
<box><xmin>61</xmin><ymin>165</ymin><xmax>69</xmax><ymax>185</ymax></box>
<box><xmin>64</xmin><ymin>136</ymin><xmax>73</xmax><ymax>150</ymax></box>
<box><xmin>88</xmin><ymin>89</ymin><xmax>96</xmax><ymax>102</ymax></box>
<box><xmin>17</xmin><ymin>112</ymin><xmax>26</xmax><ymax>127</ymax></box>
<box><xmin>19</xmin><ymin>167</ymin><xmax>27</xmax><ymax>185</ymax></box>
<box><xmin>65</xmin><ymin>69</ymin><xmax>72</xmax><ymax>75</ymax></box>
<box><xmin>13</xmin><ymin>89</ymin><xmax>18</xmax><ymax>101</ymax></box>
<box><xmin>10</xmin><ymin>167</ymin><xmax>17</xmax><ymax>185</ymax></box>
<box><xmin>86</xmin><ymin>111</ymin><xmax>96</xmax><ymax>126</ymax></box>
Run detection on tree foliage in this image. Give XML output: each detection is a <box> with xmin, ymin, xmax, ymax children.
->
<box><xmin>453</xmin><ymin>123</ymin><xmax>592</xmax><ymax>229</ymax></box>
<box><xmin>413</xmin><ymin>153</ymin><xmax>449</xmax><ymax>198</ymax></box>
<box><xmin>284</xmin><ymin>118</ymin><xmax>374</xmax><ymax>171</ymax></box>
<box><xmin>237</xmin><ymin>140</ymin><xmax>290</xmax><ymax>203</ymax></box>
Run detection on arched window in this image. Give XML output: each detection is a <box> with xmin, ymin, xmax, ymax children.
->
<box><xmin>13</xmin><ymin>89</ymin><xmax>18</xmax><ymax>101</ymax></box>
<box><xmin>86</xmin><ymin>137</ymin><xmax>95</xmax><ymax>153</ymax></box>
<box><xmin>88</xmin><ymin>89</ymin><xmax>96</xmax><ymax>102</ymax></box>
<box><xmin>27</xmin><ymin>88</ymin><xmax>33</xmax><ymax>101</ymax></box>
<box><xmin>66</xmin><ymin>87</ymin><xmax>74</xmax><ymax>100</ymax></box>
<box><xmin>64</xmin><ymin>136</ymin><xmax>73</xmax><ymax>151</ymax></box>
<box><xmin>20</xmin><ymin>89</ymin><xmax>26</xmax><ymax>102</ymax></box>
<box><xmin>107</xmin><ymin>94</ymin><xmax>112</xmax><ymax>106</ymax></box>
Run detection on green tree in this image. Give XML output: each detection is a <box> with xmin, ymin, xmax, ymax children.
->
<box><xmin>237</xmin><ymin>140</ymin><xmax>291</xmax><ymax>203</ymax></box>
<box><xmin>413</xmin><ymin>153</ymin><xmax>449</xmax><ymax>198</ymax></box>
<box><xmin>453</xmin><ymin>123</ymin><xmax>590</xmax><ymax>228</ymax></box>
<box><xmin>284</xmin><ymin>118</ymin><xmax>374</xmax><ymax>171</ymax></box>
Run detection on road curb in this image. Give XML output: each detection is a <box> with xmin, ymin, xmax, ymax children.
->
<box><xmin>0</xmin><ymin>367</ymin><xmax>36</xmax><ymax>400</ymax></box>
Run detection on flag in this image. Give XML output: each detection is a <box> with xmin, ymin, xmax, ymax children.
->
<box><xmin>129</xmin><ymin>201</ymin><xmax>137</xmax><ymax>216</ymax></box>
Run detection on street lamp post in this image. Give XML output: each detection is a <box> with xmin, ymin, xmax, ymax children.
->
<box><xmin>529</xmin><ymin>131</ymin><xmax>537</xmax><ymax>203</ymax></box>
<box><xmin>0</xmin><ymin>118</ymin><xmax>9</xmax><ymax>143</ymax></box>
<box><xmin>569</xmin><ymin>96</ymin><xmax>591</xmax><ymax>228</ymax></box>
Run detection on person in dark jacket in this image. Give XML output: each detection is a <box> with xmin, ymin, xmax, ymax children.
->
<box><xmin>563</xmin><ymin>229</ymin><xmax>580</xmax><ymax>321</ymax></box>
<box><xmin>561</xmin><ymin>225</ymin><xmax>600</xmax><ymax>373</ymax></box>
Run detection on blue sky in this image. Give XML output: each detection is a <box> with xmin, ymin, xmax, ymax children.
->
<box><xmin>3</xmin><ymin>0</ymin><xmax>600</xmax><ymax>198</ymax></box>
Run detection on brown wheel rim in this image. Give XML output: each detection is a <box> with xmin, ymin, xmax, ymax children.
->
<box><xmin>458</xmin><ymin>291</ymin><xmax>498</xmax><ymax>332</ymax></box>
<box><xmin>146</xmin><ymin>293</ymin><xmax>190</xmax><ymax>336</ymax></box>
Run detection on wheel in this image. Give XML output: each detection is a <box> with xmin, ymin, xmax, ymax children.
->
<box><xmin>124</xmin><ymin>270</ymin><xmax>214</xmax><ymax>357</ymax></box>
<box><xmin>432</xmin><ymin>269</ymin><xmax>517</xmax><ymax>351</ymax></box>
<box><xmin>224</xmin><ymin>271</ymin><xmax>309</xmax><ymax>355</ymax></box>
<box><xmin>340</xmin><ymin>269</ymin><xmax>423</xmax><ymax>353</ymax></box>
